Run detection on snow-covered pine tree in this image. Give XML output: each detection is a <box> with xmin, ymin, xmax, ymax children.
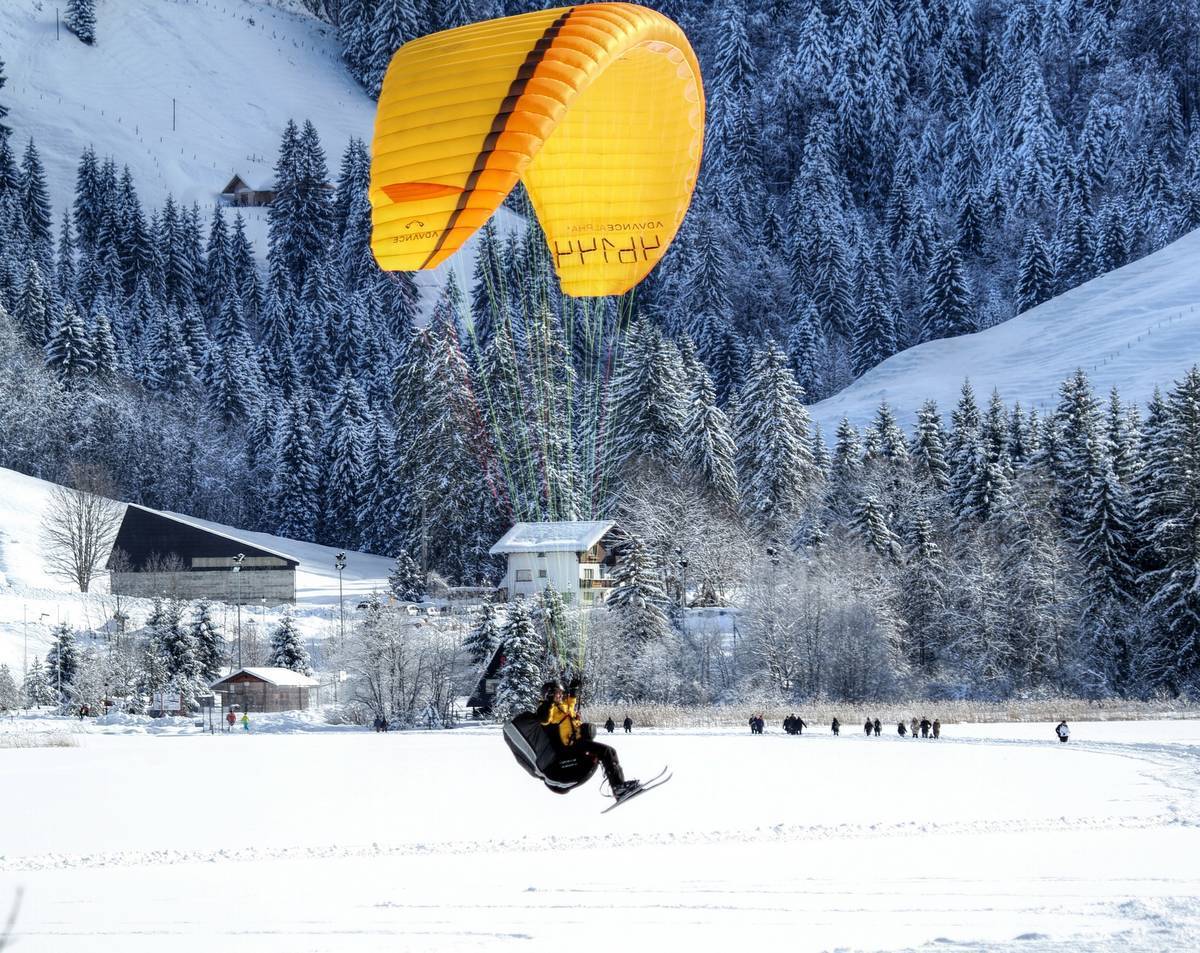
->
<box><xmin>44</xmin><ymin>301</ymin><xmax>95</xmax><ymax>385</ymax></box>
<box><xmin>0</xmin><ymin>664</ymin><xmax>19</xmax><ymax>710</ymax></box>
<box><xmin>267</xmin><ymin>609</ymin><xmax>312</xmax><ymax>675</ymax></box>
<box><xmin>15</xmin><ymin>259</ymin><xmax>50</xmax><ymax>348</ymax></box>
<box><xmin>322</xmin><ymin>373</ymin><xmax>367</xmax><ymax>547</ymax></box>
<box><xmin>65</xmin><ymin>0</ymin><xmax>96</xmax><ymax>45</ymax></box>
<box><xmin>495</xmin><ymin>598</ymin><xmax>543</xmax><ymax>719</ymax></box>
<box><xmin>1015</xmin><ymin>225</ymin><xmax>1054</xmax><ymax>313</ymax></box>
<box><xmin>464</xmin><ymin>601</ymin><xmax>502</xmax><ymax>666</ymax></box>
<box><xmin>45</xmin><ymin>623</ymin><xmax>78</xmax><ymax>699</ymax></box>
<box><xmin>367</xmin><ymin>0</ymin><xmax>420</xmax><ymax>97</ymax></box>
<box><xmin>910</xmin><ymin>400</ymin><xmax>951</xmax><ymax>492</ymax></box>
<box><xmin>920</xmin><ymin>239</ymin><xmax>973</xmax><ymax>342</ymax></box>
<box><xmin>19</xmin><ymin>139</ymin><xmax>53</xmax><ymax>268</ymax></box>
<box><xmin>1138</xmin><ymin>367</ymin><xmax>1200</xmax><ymax>687</ymax></box>
<box><xmin>853</xmin><ymin>496</ymin><xmax>902</xmax><ymax>561</ymax></box>
<box><xmin>681</xmin><ymin>342</ymin><xmax>739</xmax><ymax>509</ymax></box>
<box><xmin>851</xmin><ymin>271</ymin><xmax>896</xmax><ymax>375</ymax></box>
<box><xmin>190</xmin><ymin>601</ymin><xmax>225</xmax><ymax>683</ymax></box>
<box><xmin>387</xmin><ymin>550</ymin><xmax>427</xmax><ymax>602</ymax></box>
<box><xmin>270</xmin><ymin>398</ymin><xmax>321</xmax><ymax>541</ymax></box>
<box><xmin>607</xmin><ymin>534</ymin><xmax>671</xmax><ymax>648</ymax></box>
<box><xmin>735</xmin><ymin>340</ymin><xmax>818</xmax><ymax>531</ymax></box>
<box><xmin>21</xmin><ymin>656</ymin><xmax>55</xmax><ymax>707</ymax></box>
<box><xmin>607</xmin><ymin>318</ymin><xmax>688</xmax><ymax>488</ymax></box>
<box><xmin>268</xmin><ymin>120</ymin><xmax>334</xmax><ymax>290</ymax></box>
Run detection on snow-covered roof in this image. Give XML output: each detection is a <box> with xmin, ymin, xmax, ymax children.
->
<box><xmin>129</xmin><ymin>503</ymin><xmax>300</xmax><ymax>565</ymax></box>
<box><xmin>212</xmin><ymin>667</ymin><xmax>319</xmax><ymax>688</ymax></box>
<box><xmin>220</xmin><ymin>173</ymin><xmax>274</xmax><ymax>194</ymax></box>
<box><xmin>489</xmin><ymin>521</ymin><xmax>615</xmax><ymax>555</ymax></box>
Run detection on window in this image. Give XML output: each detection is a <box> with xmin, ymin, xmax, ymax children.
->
<box><xmin>515</xmin><ymin>569</ymin><xmax>532</xmax><ymax>582</ymax></box>
<box><xmin>582</xmin><ymin>568</ymin><xmax>595</xmax><ymax>579</ymax></box>
<box><xmin>538</xmin><ymin>568</ymin><xmax>548</xmax><ymax>578</ymax></box>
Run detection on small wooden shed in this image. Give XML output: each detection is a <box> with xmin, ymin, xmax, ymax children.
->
<box><xmin>210</xmin><ymin>667</ymin><xmax>319</xmax><ymax>712</ymax></box>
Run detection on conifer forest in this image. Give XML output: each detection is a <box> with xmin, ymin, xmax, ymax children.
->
<box><xmin>3</xmin><ymin>0</ymin><xmax>1200</xmax><ymax>704</ymax></box>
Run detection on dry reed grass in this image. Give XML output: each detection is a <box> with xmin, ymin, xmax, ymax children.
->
<box><xmin>585</xmin><ymin>698</ymin><xmax>1200</xmax><ymax>728</ymax></box>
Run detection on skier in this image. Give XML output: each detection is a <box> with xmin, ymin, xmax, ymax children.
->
<box><xmin>910</xmin><ymin>717</ymin><xmax>919</xmax><ymax>738</ymax></box>
<box><xmin>1055</xmin><ymin>720</ymin><xmax>1070</xmax><ymax>743</ymax></box>
<box><xmin>831</xmin><ymin>717</ymin><xmax>840</xmax><ymax>736</ymax></box>
<box><xmin>872</xmin><ymin>718</ymin><xmax>881</xmax><ymax>736</ymax></box>
<box><xmin>863</xmin><ymin>718</ymin><xmax>872</xmax><ymax>736</ymax></box>
<box><xmin>897</xmin><ymin>721</ymin><xmax>907</xmax><ymax>737</ymax></box>
<box><xmin>920</xmin><ymin>717</ymin><xmax>931</xmax><ymax>738</ymax></box>
<box><xmin>623</xmin><ymin>716</ymin><xmax>633</xmax><ymax>733</ymax></box>
<box><xmin>535</xmin><ymin>679</ymin><xmax>640</xmax><ymax>800</ymax></box>
<box><xmin>605</xmin><ymin>717</ymin><xmax>615</xmax><ymax>734</ymax></box>
<box><xmin>932</xmin><ymin>719</ymin><xmax>941</xmax><ymax>739</ymax></box>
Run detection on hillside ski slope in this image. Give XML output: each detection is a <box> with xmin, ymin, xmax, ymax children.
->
<box><xmin>810</xmin><ymin>227</ymin><xmax>1200</xmax><ymax>432</ymax></box>
<box><xmin>0</xmin><ymin>0</ymin><xmax>511</xmax><ymax>299</ymax></box>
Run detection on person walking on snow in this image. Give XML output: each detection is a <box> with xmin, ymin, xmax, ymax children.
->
<box><xmin>605</xmin><ymin>717</ymin><xmax>615</xmax><ymax>734</ymax></box>
<box><xmin>873</xmin><ymin>718</ymin><xmax>882</xmax><ymax>736</ymax></box>
<box><xmin>932</xmin><ymin>719</ymin><xmax>941</xmax><ymax>739</ymax></box>
<box><xmin>623</xmin><ymin>716</ymin><xmax>633</xmax><ymax>733</ymax></box>
<box><xmin>920</xmin><ymin>717</ymin><xmax>931</xmax><ymax>738</ymax></box>
<box><xmin>911</xmin><ymin>717</ymin><xmax>919</xmax><ymax>738</ymax></box>
<box><xmin>794</xmin><ymin>716</ymin><xmax>808</xmax><ymax>734</ymax></box>
<box><xmin>1055</xmin><ymin>720</ymin><xmax>1070</xmax><ymax>743</ymax></box>
<box><xmin>241</xmin><ymin>712</ymin><xmax>250</xmax><ymax>732</ymax></box>
<box><xmin>863</xmin><ymin>718</ymin><xmax>873</xmax><ymax>736</ymax></box>
<box><xmin>831</xmin><ymin>717</ymin><xmax>840</xmax><ymax>736</ymax></box>
<box><xmin>226</xmin><ymin>710</ymin><xmax>236</xmax><ymax>732</ymax></box>
<box><xmin>538</xmin><ymin>680</ymin><xmax>639</xmax><ymax>800</ymax></box>
<box><xmin>897</xmin><ymin>721</ymin><xmax>907</xmax><ymax>736</ymax></box>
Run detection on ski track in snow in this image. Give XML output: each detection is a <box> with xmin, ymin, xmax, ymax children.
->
<box><xmin>2</xmin><ymin>810</ymin><xmax>1194</xmax><ymax>874</ymax></box>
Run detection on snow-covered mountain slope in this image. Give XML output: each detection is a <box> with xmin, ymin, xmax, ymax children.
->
<box><xmin>2</xmin><ymin>0</ymin><xmax>373</xmax><ymax>252</ymax></box>
<box><xmin>0</xmin><ymin>465</ymin><xmax>392</xmax><ymax>674</ymax></box>
<box><xmin>810</xmin><ymin>227</ymin><xmax>1200</xmax><ymax>432</ymax></box>
<box><xmin>0</xmin><ymin>0</ymin><xmax>518</xmax><ymax>301</ymax></box>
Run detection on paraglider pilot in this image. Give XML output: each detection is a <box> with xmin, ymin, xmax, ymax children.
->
<box><xmin>537</xmin><ymin>679</ymin><xmax>640</xmax><ymax>801</ymax></box>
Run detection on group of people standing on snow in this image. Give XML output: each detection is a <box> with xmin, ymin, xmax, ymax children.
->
<box><xmin>748</xmin><ymin>714</ymin><xmax>943</xmax><ymax>738</ymax></box>
<box><xmin>894</xmin><ymin>716</ymin><xmax>941</xmax><ymax>738</ymax></box>
<box><xmin>603</xmin><ymin>716</ymin><xmax>634</xmax><ymax>734</ymax></box>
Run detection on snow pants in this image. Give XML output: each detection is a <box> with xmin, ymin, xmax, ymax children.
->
<box><xmin>573</xmin><ymin>739</ymin><xmax>625</xmax><ymax>790</ymax></box>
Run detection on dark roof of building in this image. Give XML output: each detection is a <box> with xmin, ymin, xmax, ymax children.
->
<box><xmin>107</xmin><ymin>504</ymin><xmax>300</xmax><ymax>571</ymax></box>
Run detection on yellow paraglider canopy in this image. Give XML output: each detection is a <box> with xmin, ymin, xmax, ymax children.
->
<box><xmin>369</xmin><ymin>2</ymin><xmax>705</xmax><ymax>298</ymax></box>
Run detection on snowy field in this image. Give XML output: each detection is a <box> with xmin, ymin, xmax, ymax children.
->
<box><xmin>810</xmin><ymin>226</ymin><xmax>1200</xmax><ymax>431</ymax></box>
<box><xmin>2</xmin><ymin>718</ymin><xmax>1198</xmax><ymax>951</ymax></box>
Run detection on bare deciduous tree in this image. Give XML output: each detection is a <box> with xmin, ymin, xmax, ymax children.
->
<box><xmin>41</xmin><ymin>465</ymin><xmax>124</xmax><ymax>593</ymax></box>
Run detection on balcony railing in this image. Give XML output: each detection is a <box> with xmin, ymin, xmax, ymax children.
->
<box><xmin>579</xmin><ymin>578</ymin><xmax>614</xmax><ymax>589</ymax></box>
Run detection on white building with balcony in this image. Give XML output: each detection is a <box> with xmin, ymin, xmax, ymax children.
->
<box><xmin>490</xmin><ymin>520</ymin><xmax>619</xmax><ymax>605</ymax></box>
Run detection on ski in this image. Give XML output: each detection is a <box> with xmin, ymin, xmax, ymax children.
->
<box><xmin>602</xmin><ymin>769</ymin><xmax>672</xmax><ymax>814</ymax></box>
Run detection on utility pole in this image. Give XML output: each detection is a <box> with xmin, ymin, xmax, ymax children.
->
<box><xmin>232</xmin><ymin>554</ymin><xmax>245</xmax><ymax>667</ymax></box>
<box><xmin>335</xmin><ymin>552</ymin><xmax>347</xmax><ymax>649</ymax></box>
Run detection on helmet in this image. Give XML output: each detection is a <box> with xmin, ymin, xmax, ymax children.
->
<box><xmin>541</xmin><ymin>680</ymin><xmax>563</xmax><ymax>699</ymax></box>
